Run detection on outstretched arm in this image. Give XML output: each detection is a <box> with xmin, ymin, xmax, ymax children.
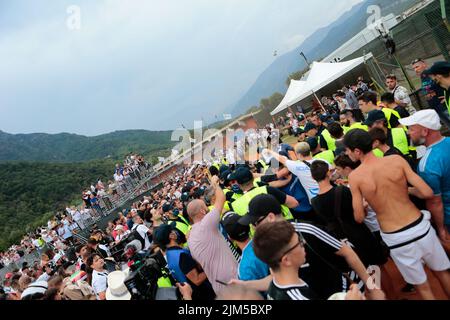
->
<box><xmin>348</xmin><ymin>174</ymin><xmax>366</xmax><ymax>224</ymax></box>
<box><xmin>264</xmin><ymin>149</ymin><xmax>288</xmax><ymax>166</ymax></box>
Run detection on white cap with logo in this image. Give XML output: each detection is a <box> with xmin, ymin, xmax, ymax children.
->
<box><xmin>399</xmin><ymin>109</ymin><xmax>442</xmax><ymax>131</ymax></box>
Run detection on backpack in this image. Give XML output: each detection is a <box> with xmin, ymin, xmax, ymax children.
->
<box><xmin>61</xmin><ymin>277</ymin><xmax>96</xmax><ymax>300</ymax></box>
<box><xmin>130</xmin><ymin>225</ymin><xmax>148</xmax><ymax>249</ymax></box>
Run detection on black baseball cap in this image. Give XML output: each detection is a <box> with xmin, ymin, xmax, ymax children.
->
<box><xmin>162</xmin><ymin>202</ymin><xmax>173</xmax><ymax>213</ymax></box>
<box><xmin>304</xmin><ymin>122</ymin><xmax>317</xmax><ymax>133</ymax></box>
<box><xmin>180</xmin><ymin>192</ymin><xmax>190</xmax><ymax>202</ymax></box>
<box><xmin>364</xmin><ymin>110</ymin><xmax>386</xmax><ymax>126</ymax></box>
<box><xmin>153</xmin><ymin>223</ymin><xmax>176</xmax><ymax>247</ymax></box>
<box><xmin>220</xmin><ymin>169</ymin><xmax>232</xmax><ymax>182</ymax></box>
<box><xmin>238</xmin><ymin>194</ymin><xmax>282</xmax><ymax>226</ymax></box>
<box><xmin>222</xmin><ymin>212</ymin><xmax>250</xmax><ymax>242</ymax></box>
<box><xmin>306</xmin><ymin>137</ymin><xmax>319</xmax><ymax>151</ymax></box>
<box><xmin>219</xmin><ymin>165</ymin><xmax>230</xmax><ymax>176</ymax></box>
<box><xmin>229</xmin><ymin>167</ymin><xmax>253</xmax><ymax>184</ymax></box>
<box><xmin>423</xmin><ymin>61</ymin><xmax>450</xmax><ymax>76</ymax></box>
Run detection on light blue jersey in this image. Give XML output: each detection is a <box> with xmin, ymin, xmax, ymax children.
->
<box><xmin>418</xmin><ymin>138</ymin><xmax>450</xmax><ymax>226</ymax></box>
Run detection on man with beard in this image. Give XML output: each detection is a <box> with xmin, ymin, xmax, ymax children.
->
<box><xmin>385</xmin><ymin>74</ymin><xmax>417</xmax><ymax>115</ymax></box>
<box><xmin>400</xmin><ymin>110</ymin><xmax>450</xmax><ymax>250</ymax></box>
<box><xmin>412</xmin><ymin>59</ymin><xmax>450</xmax><ymax>129</ymax></box>
<box><xmin>344</xmin><ymin>129</ymin><xmax>450</xmax><ymax>300</ymax></box>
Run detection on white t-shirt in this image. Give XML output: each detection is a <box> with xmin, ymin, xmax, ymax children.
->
<box><xmin>286</xmin><ymin>159</ymin><xmax>327</xmax><ymax>203</ymax></box>
<box><xmin>92</xmin><ymin>270</ymin><xmax>109</xmax><ymax>299</ymax></box>
<box><xmin>72</xmin><ymin>210</ymin><xmax>81</xmax><ymax>221</ymax></box>
<box><xmin>132</xmin><ymin>224</ymin><xmax>151</xmax><ymax>250</ymax></box>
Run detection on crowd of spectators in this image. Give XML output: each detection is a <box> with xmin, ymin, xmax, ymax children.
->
<box><xmin>1</xmin><ymin>61</ymin><xmax>450</xmax><ymax>301</ymax></box>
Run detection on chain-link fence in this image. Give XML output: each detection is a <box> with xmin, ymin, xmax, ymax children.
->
<box><xmin>257</xmin><ymin>0</ymin><xmax>449</xmax><ymax>126</ymax></box>
<box><xmin>348</xmin><ymin>0</ymin><xmax>450</xmax><ymax>109</ymax></box>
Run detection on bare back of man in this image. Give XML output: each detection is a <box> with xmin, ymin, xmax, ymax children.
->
<box><xmin>350</xmin><ymin>155</ymin><xmax>422</xmax><ymax>233</ymax></box>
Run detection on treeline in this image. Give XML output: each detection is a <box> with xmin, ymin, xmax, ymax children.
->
<box><xmin>0</xmin><ymin>160</ymin><xmax>116</xmax><ymax>251</ymax></box>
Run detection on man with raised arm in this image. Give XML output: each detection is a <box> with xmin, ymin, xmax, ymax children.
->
<box><xmin>344</xmin><ymin>129</ymin><xmax>450</xmax><ymax>300</ymax></box>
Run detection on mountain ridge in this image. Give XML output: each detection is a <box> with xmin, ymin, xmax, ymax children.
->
<box><xmin>230</xmin><ymin>0</ymin><xmax>422</xmax><ymax>116</ymax></box>
<box><xmin>0</xmin><ymin>129</ymin><xmax>176</xmax><ymax>162</ymax></box>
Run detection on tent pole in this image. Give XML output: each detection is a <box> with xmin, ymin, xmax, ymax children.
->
<box><xmin>312</xmin><ymin>91</ymin><xmax>326</xmax><ymax>113</ymax></box>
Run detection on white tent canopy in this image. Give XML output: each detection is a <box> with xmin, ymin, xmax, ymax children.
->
<box><xmin>271</xmin><ymin>79</ymin><xmax>307</xmax><ymax>115</ymax></box>
<box><xmin>271</xmin><ymin>53</ymin><xmax>373</xmax><ymax>115</ymax></box>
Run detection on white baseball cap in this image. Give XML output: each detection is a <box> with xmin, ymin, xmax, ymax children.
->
<box><xmin>399</xmin><ymin>109</ymin><xmax>442</xmax><ymax>131</ymax></box>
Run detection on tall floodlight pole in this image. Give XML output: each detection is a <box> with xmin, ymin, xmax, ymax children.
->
<box><xmin>300</xmin><ymin>52</ymin><xmax>326</xmax><ymax>113</ymax></box>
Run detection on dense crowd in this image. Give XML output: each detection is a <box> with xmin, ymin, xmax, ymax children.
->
<box><xmin>1</xmin><ymin>61</ymin><xmax>450</xmax><ymax>301</ymax></box>
<box><xmin>0</xmin><ymin>153</ymin><xmax>152</xmax><ymax>271</ymax></box>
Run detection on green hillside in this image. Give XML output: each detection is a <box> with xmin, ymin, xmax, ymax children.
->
<box><xmin>0</xmin><ymin>130</ymin><xmax>176</xmax><ymax>162</ymax></box>
<box><xmin>0</xmin><ymin>161</ymin><xmax>116</xmax><ymax>251</ymax></box>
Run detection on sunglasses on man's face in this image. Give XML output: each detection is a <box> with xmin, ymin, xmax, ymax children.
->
<box><xmin>278</xmin><ymin>233</ymin><xmax>306</xmax><ymax>262</ymax></box>
<box><xmin>252</xmin><ymin>215</ymin><xmax>268</xmax><ymax>227</ymax></box>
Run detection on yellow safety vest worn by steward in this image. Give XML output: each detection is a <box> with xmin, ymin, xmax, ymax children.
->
<box><xmin>320</xmin><ymin>128</ymin><xmax>337</xmax><ymax>152</ymax></box>
<box><xmin>169</xmin><ymin>218</ymin><xmax>191</xmax><ymax>236</ymax></box>
<box><xmin>342</xmin><ymin>126</ymin><xmax>351</xmax><ymax>134</ymax></box>
<box><xmin>157</xmin><ymin>269</ymin><xmax>173</xmax><ymax>288</ymax></box>
<box><xmin>372</xmin><ymin>148</ymin><xmax>384</xmax><ymax>158</ymax></box>
<box><xmin>231</xmin><ymin>186</ymin><xmax>293</xmax><ymax>221</ymax></box>
<box><xmin>445</xmin><ymin>90</ymin><xmax>450</xmax><ymax>115</ymax></box>
<box><xmin>381</xmin><ymin>108</ymin><xmax>401</xmax><ymax>129</ymax></box>
<box><xmin>348</xmin><ymin>122</ymin><xmax>368</xmax><ymax>132</ymax></box>
<box><xmin>257</xmin><ymin>159</ymin><xmax>270</xmax><ymax>174</ymax></box>
<box><xmin>313</xmin><ymin>150</ymin><xmax>335</xmax><ymax>165</ymax></box>
<box><xmin>391</xmin><ymin>128</ymin><xmax>409</xmax><ymax>156</ymax></box>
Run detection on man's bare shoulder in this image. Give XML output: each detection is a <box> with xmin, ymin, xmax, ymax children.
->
<box><xmin>348</xmin><ymin>168</ymin><xmax>363</xmax><ymax>184</ymax></box>
<box><xmin>379</xmin><ymin>154</ymin><xmax>407</xmax><ymax>166</ymax></box>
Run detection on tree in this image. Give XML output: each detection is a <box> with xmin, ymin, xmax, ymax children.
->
<box><xmin>285</xmin><ymin>67</ymin><xmax>309</xmax><ymax>86</ymax></box>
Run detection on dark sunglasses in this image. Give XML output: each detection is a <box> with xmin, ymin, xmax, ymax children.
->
<box><xmin>278</xmin><ymin>233</ymin><xmax>306</xmax><ymax>262</ymax></box>
<box><xmin>252</xmin><ymin>215</ymin><xmax>268</xmax><ymax>227</ymax></box>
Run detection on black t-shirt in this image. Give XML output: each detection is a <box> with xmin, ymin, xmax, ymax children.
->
<box><xmin>291</xmin><ymin>221</ymin><xmax>354</xmax><ymax>300</ymax></box>
<box><xmin>394</xmin><ymin>106</ymin><xmax>410</xmax><ymax>119</ymax></box>
<box><xmin>319</xmin><ymin>134</ymin><xmax>328</xmax><ymax>150</ymax></box>
<box><xmin>266</xmin><ymin>186</ymin><xmax>287</xmax><ymax>205</ymax></box>
<box><xmin>310</xmin><ymin>187</ymin><xmax>388</xmax><ymax>267</ymax></box>
<box><xmin>260</xmin><ymin>174</ymin><xmax>279</xmax><ymax>184</ymax></box>
<box><xmin>388</xmin><ymin>113</ymin><xmax>401</xmax><ymax>129</ymax></box>
<box><xmin>267</xmin><ymin>281</ymin><xmax>317</xmax><ymax>300</ymax></box>
<box><xmin>179</xmin><ymin>251</ymin><xmax>216</xmax><ymax>300</ymax></box>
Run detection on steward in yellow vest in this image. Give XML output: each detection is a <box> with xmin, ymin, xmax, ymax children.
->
<box><xmin>306</xmin><ymin>136</ymin><xmax>336</xmax><ymax>165</ymax></box>
<box><xmin>162</xmin><ymin>203</ymin><xmax>191</xmax><ymax>239</ymax></box>
<box><xmin>227</xmin><ymin>167</ymin><xmax>295</xmax><ymax>221</ymax></box>
<box><xmin>365</xmin><ymin>110</ymin><xmax>413</xmax><ymax>160</ymax></box>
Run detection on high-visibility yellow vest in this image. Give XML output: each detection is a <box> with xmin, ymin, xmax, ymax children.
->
<box><xmin>373</xmin><ymin>148</ymin><xmax>384</xmax><ymax>158</ymax></box>
<box><xmin>381</xmin><ymin>108</ymin><xmax>401</xmax><ymax>129</ymax></box>
<box><xmin>157</xmin><ymin>270</ymin><xmax>173</xmax><ymax>288</ymax></box>
<box><xmin>258</xmin><ymin>159</ymin><xmax>270</xmax><ymax>174</ymax></box>
<box><xmin>221</xmin><ymin>158</ymin><xmax>229</xmax><ymax>166</ymax></box>
<box><xmin>320</xmin><ymin>128</ymin><xmax>337</xmax><ymax>152</ymax></box>
<box><xmin>391</xmin><ymin>128</ymin><xmax>409</xmax><ymax>155</ymax></box>
<box><xmin>342</xmin><ymin>126</ymin><xmax>351</xmax><ymax>134</ymax></box>
<box><xmin>313</xmin><ymin>150</ymin><xmax>335</xmax><ymax>165</ymax></box>
<box><xmin>231</xmin><ymin>186</ymin><xmax>293</xmax><ymax>221</ymax></box>
<box><xmin>173</xmin><ymin>221</ymin><xmax>191</xmax><ymax>236</ymax></box>
<box><xmin>349</xmin><ymin>122</ymin><xmax>369</xmax><ymax>132</ymax></box>
<box><xmin>253</xmin><ymin>177</ymin><xmax>263</xmax><ymax>188</ymax></box>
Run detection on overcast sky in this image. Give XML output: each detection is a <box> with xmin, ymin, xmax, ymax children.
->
<box><xmin>0</xmin><ymin>0</ymin><xmax>363</xmax><ymax>136</ymax></box>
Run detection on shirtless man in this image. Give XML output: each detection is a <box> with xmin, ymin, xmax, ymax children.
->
<box><xmin>344</xmin><ymin>129</ymin><xmax>450</xmax><ymax>300</ymax></box>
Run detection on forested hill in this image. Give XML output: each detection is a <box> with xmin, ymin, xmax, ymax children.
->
<box><xmin>0</xmin><ymin>160</ymin><xmax>115</xmax><ymax>251</ymax></box>
<box><xmin>0</xmin><ymin>130</ymin><xmax>176</xmax><ymax>162</ymax></box>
